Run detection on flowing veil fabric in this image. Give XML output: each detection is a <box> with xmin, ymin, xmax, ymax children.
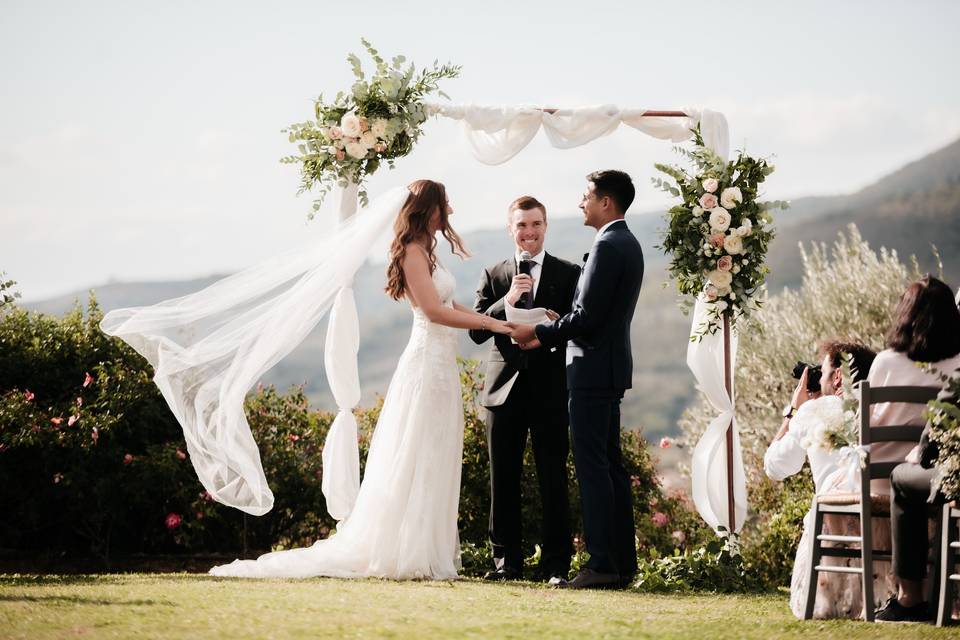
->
<box><xmin>100</xmin><ymin>187</ymin><xmax>409</xmax><ymax>516</ymax></box>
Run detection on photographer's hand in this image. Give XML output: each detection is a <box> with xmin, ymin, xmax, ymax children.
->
<box><xmin>791</xmin><ymin>367</ymin><xmax>812</xmax><ymax>409</ymax></box>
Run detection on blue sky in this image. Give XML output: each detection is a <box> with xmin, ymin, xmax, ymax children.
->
<box><xmin>2</xmin><ymin>0</ymin><xmax>959</xmax><ymax>299</ymax></box>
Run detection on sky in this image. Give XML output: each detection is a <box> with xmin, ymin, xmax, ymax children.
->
<box><xmin>2</xmin><ymin>0</ymin><xmax>959</xmax><ymax>301</ymax></box>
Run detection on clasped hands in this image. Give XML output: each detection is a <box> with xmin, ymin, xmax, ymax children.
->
<box><xmin>506</xmin><ymin>309</ymin><xmax>558</xmax><ymax>350</ymax></box>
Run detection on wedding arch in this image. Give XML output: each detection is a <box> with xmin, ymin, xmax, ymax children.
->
<box><xmin>321</xmin><ymin>102</ymin><xmax>747</xmax><ymax>538</ymax></box>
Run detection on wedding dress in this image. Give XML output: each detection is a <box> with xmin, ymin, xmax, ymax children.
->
<box><xmin>210</xmin><ymin>264</ymin><xmax>464</xmax><ymax>579</ymax></box>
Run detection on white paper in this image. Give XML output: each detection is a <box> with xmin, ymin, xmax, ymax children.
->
<box><xmin>505</xmin><ymin>302</ymin><xmax>550</xmax><ymax>344</ymax></box>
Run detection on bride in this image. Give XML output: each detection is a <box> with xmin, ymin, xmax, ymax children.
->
<box><xmin>103</xmin><ymin>179</ymin><xmax>513</xmax><ymax>580</ymax></box>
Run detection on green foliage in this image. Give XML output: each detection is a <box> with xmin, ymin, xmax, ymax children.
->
<box><xmin>0</xmin><ymin>272</ymin><xmax>19</xmax><ymax>311</ymax></box>
<box><xmin>282</xmin><ymin>39</ymin><xmax>460</xmax><ymax>215</ymax></box>
<box><xmin>926</xmin><ymin>368</ymin><xmax>960</xmax><ymax>500</ymax></box>
<box><xmin>655</xmin><ymin>125</ymin><xmax>789</xmax><ymax>337</ymax></box>
<box><xmin>0</xmin><ymin>296</ymin><xmax>705</xmax><ymax>574</ymax></box>
<box><xmin>633</xmin><ymin>537</ymin><xmax>763</xmax><ymax>593</ymax></box>
<box><xmin>677</xmin><ymin>225</ymin><xmax>922</xmax><ymax>587</ymax></box>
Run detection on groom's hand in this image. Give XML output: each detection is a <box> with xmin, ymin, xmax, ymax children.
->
<box><xmin>505</xmin><ymin>274</ymin><xmax>533</xmax><ymax>306</ymax></box>
<box><xmin>510</xmin><ymin>323</ymin><xmax>537</xmax><ymax>344</ymax></box>
<box><xmin>519</xmin><ymin>338</ymin><xmax>541</xmax><ymax>351</ymax></box>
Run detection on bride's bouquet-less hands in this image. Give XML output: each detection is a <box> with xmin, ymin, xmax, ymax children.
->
<box><xmin>654</xmin><ymin>126</ymin><xmax>788</xmax><ymax>338</ymax></box>
<box><xmin>283</xmin><ymin>39</ymin><xmax>460</xmax><ymax>217</ymax></box>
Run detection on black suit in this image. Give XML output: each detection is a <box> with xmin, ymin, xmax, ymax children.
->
<box><xmin>535</xmin><ymin>219</ymin><xmax>644</xmax><ymax>577</ymax></box>
<box><xmin>469</xmin><ymin>252</ymin><xmax>580</xmax><ymax>575</ymax></box>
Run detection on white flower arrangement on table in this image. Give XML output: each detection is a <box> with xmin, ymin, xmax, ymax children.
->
<box><xmin>282</xmin><ymin>39</ymin><xmax>460</xmax><ymax>217</ymax></box>
<box><xmin>654</xmin><ymin>126</ymin><xmax>788</xmax><ymax>338</ymax></box>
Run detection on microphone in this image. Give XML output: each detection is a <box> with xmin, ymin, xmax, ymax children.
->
<box><xmin>518</xmin><ymin>250</ymin><xmax>533</xmax><ymax>308</ymax></box>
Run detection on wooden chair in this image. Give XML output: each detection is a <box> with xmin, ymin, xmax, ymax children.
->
<box><xmin>803</xmin><ymin>381</ymin><xmax>939</xmax><ymax>622</ymax></box>
<box><xmin>937</xmin><ymin>502</ymin><xmax>960</xmax><ymax>626</ymax></box>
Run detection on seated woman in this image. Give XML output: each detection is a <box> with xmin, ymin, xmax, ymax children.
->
<box><xmin>764</xmin><ymin>340</ymin><xmax>879</xmax><ymax>619</ymax></box>
<box><xmin>871</xmin><ymin>275</ymin><xmax>960</xmax><ymax>621</ymax></box>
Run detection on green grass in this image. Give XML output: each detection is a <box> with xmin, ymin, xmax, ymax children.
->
<box><xmin>0</xmin><ymin>574</ymin><xmax>955</xmax><ymax>639</ymax></box>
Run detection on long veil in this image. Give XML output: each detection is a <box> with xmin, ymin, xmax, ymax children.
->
<box><xmin>100</xmin><ymin>187</ymin><xmax>409</xmax><ymax>516</ymax></box>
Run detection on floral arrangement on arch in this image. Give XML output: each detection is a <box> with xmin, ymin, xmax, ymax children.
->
<box><xmin>283</xmin><ymin>39</ymin><xmax>460</xmax><ymax>217</ymax></box>
<box><xmin>654</xmin><ymin>126</ymin><xmax>788</xmax><ymax>337</ymax></box>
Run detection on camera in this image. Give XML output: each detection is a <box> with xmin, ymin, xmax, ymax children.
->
<box><xmin>792</xmin><ymin>361</ymin><xmax>822</xmax><ymax>393</ymax></box>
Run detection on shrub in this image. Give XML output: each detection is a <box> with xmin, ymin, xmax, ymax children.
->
<box><xmin>1</xmin><ymin>293</ymin><xmax>703</xmax><ymax>572</ymax></box>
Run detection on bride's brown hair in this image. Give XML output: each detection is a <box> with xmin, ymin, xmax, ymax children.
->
<box><xmin>385</xmin><ymin>179</ymin><xmax>469</xmax><ymax>301</ymax></box>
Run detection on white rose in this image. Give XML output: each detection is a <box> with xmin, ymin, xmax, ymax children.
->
<box><xmin>723</xmin><ymin>234</ymin><xmax>744</xmax><ymax>255</ymax></box>
<box><xmin>720</xmin><ymin>187</ymin><xmax>742</xmax><ymax>209</ymax></box>
<box><xmin>371</xmin><ymin>118</ymin><xmax>388</xmax><ymax>138</ymax></box>
<box><xmin>340</xmin><ymin>113</ymin><xmax>363</xmax><ymax>138</ymax></box>
<box><xmin>716</xmin><ymin>300</ymin><xmax>728</xmax><ymax>311</ymax></box>
<box><xmin>708</xmin><ymin>207</ymin><xmax>731</xmax><ymax>232</ymax></box>
<box><xmin>692</xmin><ymin>205</ymin><xmax>704</xmax><ymax>217</ymax></box>
<box><xmin>707</xmin><ymin>269</ymin><xmax>733</xmax><ymax>289</ymax></box>
<box><xmin>344</xmin><ymin>141</ymin><xmax>367</xmax><ymax>159</ymax></box>
<box><xmin>702</xmin><ymin>178</ymin><xmax>719</xmax><ymax>193</ymax></box>
<box><xmin>360</xmin><ymin>131</ymin><xmax>377</xmax><ymax>148</ymax></box>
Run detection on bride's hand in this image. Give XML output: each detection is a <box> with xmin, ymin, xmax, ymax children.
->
<box><xmin>490</xmin><ymin>320</ymin><xmax>514</xmax><ymax>335</ymax></box>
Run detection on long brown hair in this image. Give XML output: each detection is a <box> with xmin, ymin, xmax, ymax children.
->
<box><xmin>886</xmin><ymin>275</ymin><xmax>960</xmax><ymax>361</ymax></box>
<box><xmin>385</xmin><ymin>179</ymin><xmax>469</xmax><ymax>301</ymax></box>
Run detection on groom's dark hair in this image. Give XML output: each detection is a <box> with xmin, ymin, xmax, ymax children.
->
<box><xmin>587</xmin><ymin>170</ymin><xmax>635</xmax><ymax>214</ymax></box>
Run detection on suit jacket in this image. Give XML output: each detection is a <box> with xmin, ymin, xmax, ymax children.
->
<box><xmin>535</xmin><ymin>219</ymin><xmax>644</xmax><ymax>391</ymax></box>
<box><xmin>469</xmin><ymin>252</ymin><xmax>580</xmax><ymax>411</ymax></box>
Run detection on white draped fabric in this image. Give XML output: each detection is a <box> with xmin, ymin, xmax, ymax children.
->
<box><xmin>427</xmin><ymin>103</ymin><xmax>729</xmax><ymax>165</ymax></box>
<box><xmin>100</xmin><ymin>187</ymin><xmax>409</xmax><ymax>516</ymax></box>
<box><xmin>686</xmin><ymin>299</ymin><xmax>747</xmax><ymax>535</ymax></box>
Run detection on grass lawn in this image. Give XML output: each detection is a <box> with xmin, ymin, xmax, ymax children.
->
<box><xmin>1</xmin><ymin>574</ymin><xmax>956</xmax><ymax>639</ymax></box>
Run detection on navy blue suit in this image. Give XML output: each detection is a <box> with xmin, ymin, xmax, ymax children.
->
<box><xmin>535</xmin><ymin>219</ymin><xmax>644</xmax><ymax>576</ymax></box>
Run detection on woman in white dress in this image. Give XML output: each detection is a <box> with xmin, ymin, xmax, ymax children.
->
<box><xmin>207</xmin><ymin>179</ymin><xmax>514</xmax><ymax>579</ymax></box>
<box><xmin>764</xmin><ymin>340</ymin><xmax>890</xmax><ymax>619</ymax></box>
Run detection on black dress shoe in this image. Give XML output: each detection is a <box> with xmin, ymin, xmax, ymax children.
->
<box><xmin>618</xmin><ymin>573</ymin><xmax>636</xmax><ymax>589</ymax></box>
<box><xmin>874</xmin><ymin>596</ymin><xmax>931</xmax><ymax>622</ymax></box>
<box><xmin>557</xmin><ymin>568</ymin><xmax>621</xmax><ymax>590</ymax></box>
<box><xmin>482</xmin><ymin>567</ymin><xmax>523</xmax><ymax>581</ymax></box>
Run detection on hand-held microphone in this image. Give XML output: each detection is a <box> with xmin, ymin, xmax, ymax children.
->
<box><xmin>518</xmin><ymin>251</ymin><xmax>533</xmax><ymax>308</ymax></box>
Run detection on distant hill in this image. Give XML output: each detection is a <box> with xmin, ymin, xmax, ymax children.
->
<box><xmin>26</xmin><ymin>137</ymin><xmax>960</xmax><ymax>436</ymax></box>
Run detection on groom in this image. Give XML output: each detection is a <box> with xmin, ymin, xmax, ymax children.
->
<box><xmin>469</xmin><ymin>195</ymin><xmax>580</xmax><ymax>582</ymax></box>
<box><xmin>511</xmin><ymin>170</ymin><xmax>644</xmax><ymax>589</ymax></box>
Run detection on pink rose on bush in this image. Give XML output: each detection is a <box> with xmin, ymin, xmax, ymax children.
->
<box><xmin>651</xmin><ymin>512</ymin><xmax>669</xmax><ymax>528</ymax></box>
<box><xmin>50</xmin><ymin>417</ymin><xmax>63</xmax><ymax>426</ymax></box>
<box><xmin>67</xmin><ymin>415</ymin><xmax>78</xmax><ymax>427</ymax></box>
<box><xmin>672</xmin><ymin>530</ymin><xmax>686</xmax><ymax>545</ymax></box>
<box><xmin>123</xmin><ymin>453</ymin><xmax>134</xmax><ymax>466</ymax></box>
<box><xmin>175</xmin><ymin>448</ymin><xmax>187</xmax><ymax>460</ymax></box>
<box><xmin>289</xmin><ymin>434</ymin><xmax>300</xmax><ymax>443</ymax></box>
<box><xmin>717</xmin><ymin>255</ymin><xmax>733</xmax><ymax>272</ymax></box>
<box><xmin>659</xmin><ymin>437</ymin><xmax>673</xmax><ymax>449</ymax></box>
<box><xmin>91</xmin><ymin>427</ymin><xmax>99</xmax><ymax>444</ymax></box>
<box><xmin>83</xmin><ymin>372</ymin><xmax>94</xmax><ymax>388</ymax></box>
<box><xmin>24</xmin><ymin>390</ymin><xmax>35</xmax><ymax>402</ymax></box>
<box><xmin>165</xmin><ymin>513</ymin><xmax>182</xmax><ymax>530</ymax></box>
<box><xmin>699</xmin><ymin>193</ymin><xmax>718</xmax><ymax>210</ymax></box>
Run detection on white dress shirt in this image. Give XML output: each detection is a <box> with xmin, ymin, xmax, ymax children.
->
<box><xmin>595</xmin><ymin>218</ymin><xmax>625</xmax><ymax>239</ymax></box>
<box><xmin>764</xmin><ymin>396</ymin><xmax>846</xmax><ymax>492</ymax></box>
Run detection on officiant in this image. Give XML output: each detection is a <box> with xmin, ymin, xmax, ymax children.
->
<box><xmin>469</xmin><ymin>196</ymin><xmax>581</xmax><ymax>582</ymax></box>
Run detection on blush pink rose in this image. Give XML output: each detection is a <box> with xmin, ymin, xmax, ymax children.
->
<box><xmin>24</xmin><ymin>390</ymin><xmax>35</xmax><ymax>401</ymax></box>
<box><xmin>717</xmin><ymin>255</ymin><xmax>733</xmax><ymax>271</ymax></box>
<box><xmin>709</xmin><ymin>232</ymin><xmax>725</xmax><ymax>249</ymax></box>
<box><xmin>165</xmin><ymin>513</ymin><xmax>182</xmax><ymax>530</ymax></box>
<box><xmin>699</xmin><ymin>193</ymin><xmax>718</xmax><ymax>210</ymax></box>
<box><xmin>702</xmin><ymin>178</ymin><xmax>719</xmax><ymax>193</ymax></box>
<box><xmin>329</xmin><ymin>126</ymin><xmax>343</xmax><ymax>139</ymax></box>
<box><xmin>335</xmin><ymin>149</ymin><xmax>346</xmax><ymax>162</ymax></box>
<box><xmin>659</xmin><ymin>437</ymin><xmax>673</xmax><ymax>449</ymax></box>
<box><xmin>652</xmin><ymin>512</ymin><xmax>669</xmax><ymax>528</ymax></box>
<box><xmin>175</xmin><ymin>448</ymin><xmax>187</xmax><ymax>460</ymax></box>
<box><xmin>83</xmin><ymin>372</ymin><xmax>94</xmax><ymax>388</ymax></box>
